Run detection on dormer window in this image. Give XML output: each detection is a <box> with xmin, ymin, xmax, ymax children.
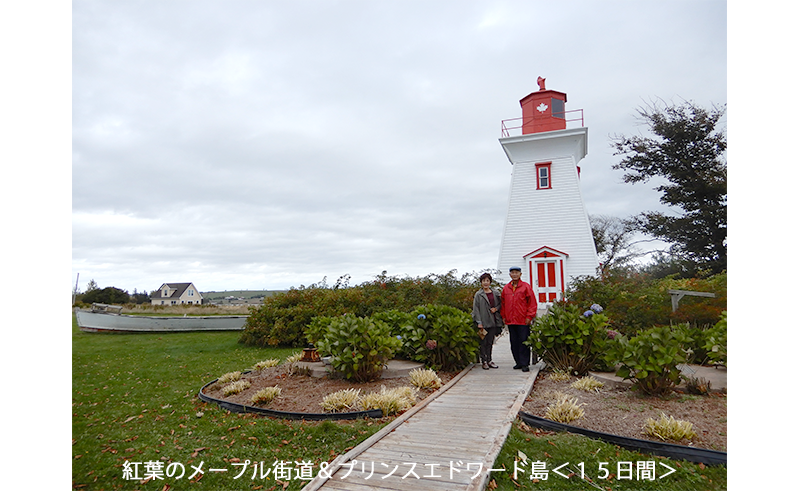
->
<box><xmin>536</xmin><ymin>162</ymin><xmax>552</xmax><ymax>190</ymax></box>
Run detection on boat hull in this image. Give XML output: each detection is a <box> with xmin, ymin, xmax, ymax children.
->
<box><xmin>75</xmin><ymin>309</ymin><xmax>248</xmax><ymax>332</ymax></box>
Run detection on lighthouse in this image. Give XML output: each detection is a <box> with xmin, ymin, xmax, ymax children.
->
<box><xmin>497</xmin><ymin>78</ymin><xmax>599</xmax><ymax>306</ymax></box>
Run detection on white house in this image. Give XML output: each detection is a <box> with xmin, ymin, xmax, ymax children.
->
<box><xmin>497</xmin><ymin>78</ymin><xmax>599</xmax><ymax>306</ymax></box>
<box><xmin>151</xmin><ymin>282</ymin><xmax>203</xmax><ymax>305</ymax></box>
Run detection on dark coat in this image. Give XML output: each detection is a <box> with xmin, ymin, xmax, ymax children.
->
<box><xmin>472</xmin><ymin>288</ymin><xmax>503</xmax><ymax>328</ymax></box>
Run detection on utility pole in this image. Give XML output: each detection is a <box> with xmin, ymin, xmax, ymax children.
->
<box><xmin>72</xmin><ymin>273</ymin><xmax>80</xmax><ymax>306</ymax></box>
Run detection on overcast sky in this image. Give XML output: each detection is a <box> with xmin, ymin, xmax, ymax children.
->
<box><xmin>69</xmin><ymin>0</ymin><xmax>728</xmax><ymax>293</ymax></box>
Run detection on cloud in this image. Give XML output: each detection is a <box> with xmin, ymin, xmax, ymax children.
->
<box><xmin>71</xmin><ymin>0</ymin><xmax>727</xmax><ymax>292</ymax></box>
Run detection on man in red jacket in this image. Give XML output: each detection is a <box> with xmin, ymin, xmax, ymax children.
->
<box><xmin>501</xmin><ymin>266</ymin><xmax>538</xmax><ymax>372</ymax></box>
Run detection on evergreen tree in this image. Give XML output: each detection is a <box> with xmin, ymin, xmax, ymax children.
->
<box><xmin>612</xmin><ymin>101</ymin><xmax>727</xmax><ymax>274</ymax></box>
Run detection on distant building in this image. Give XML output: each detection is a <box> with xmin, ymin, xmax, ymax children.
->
<box><xmin>151</xmin><ymin>282</ymin><xmax>203</xmax><ymax>305</ymax></box>
<box><xmin>497</xmin><ymin>78</ymin><xmax>599</xmax><ymax>307</ymax></box>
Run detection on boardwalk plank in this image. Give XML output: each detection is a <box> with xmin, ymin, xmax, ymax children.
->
<box><xmin>302</xmin><ymin>340</ymin><xmax>542</xmax><ymax>491</ymax></box>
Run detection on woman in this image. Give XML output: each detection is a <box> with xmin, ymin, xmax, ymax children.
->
<box><xmin>472</xmin><ymin>272</ymin><xmax>503</xmax><ymax>369</ymax></box>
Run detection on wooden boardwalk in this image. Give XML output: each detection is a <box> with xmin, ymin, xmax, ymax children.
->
<box><xmin>302</xmin><ymin>336</ymin><xmax>543</xmax><ymax>491</ymax></box>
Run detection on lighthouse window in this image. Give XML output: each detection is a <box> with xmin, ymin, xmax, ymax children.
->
<box><xmin>551</xmin><ymin>98</ymin><xmax>564</xmax><ymax>118</ymax></box>
<box><xmin>536</xmin><ymin>163</ymin><xmax>552</xmax><ymax>189</ymax></box>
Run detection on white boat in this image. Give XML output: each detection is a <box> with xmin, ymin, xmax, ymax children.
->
<box><xmin>75</xmin><ymin>304</ymin><xmax>248</xmax><ymax>332</ymax></box>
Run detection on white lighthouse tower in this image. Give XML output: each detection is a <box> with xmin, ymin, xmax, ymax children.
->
<box><xmin>497</xmin><ymin>78</ymin><xmax>598</xmax><ymax>306</ymax></box>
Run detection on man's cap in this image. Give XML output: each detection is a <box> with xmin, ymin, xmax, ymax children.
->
<box><xmin>509</xmin><ymin>266</ymin><xmax>522</xmax><ymax>272</ymax></box>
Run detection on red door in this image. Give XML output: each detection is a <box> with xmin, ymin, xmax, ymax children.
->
<box><xmin>524</xmin><ymin>246</ymin><xmax>567</xmax><ymax>305</ymax></box>
<box><xmin>532</xmin><ymin>260</ymin><xmax>560</xmax><ymax>303</ymax></box>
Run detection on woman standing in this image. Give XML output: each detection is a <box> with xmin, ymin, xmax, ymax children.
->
<box><xmin>472</xmin><ymin>272</ymin><xmax>503</xmax><ymax>370</ymax></box>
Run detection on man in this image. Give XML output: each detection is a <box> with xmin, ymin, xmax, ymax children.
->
<box><xmin>500</xmin><ymin>266</ymin><xmax>538</xmax><ymax>372</ymax></box>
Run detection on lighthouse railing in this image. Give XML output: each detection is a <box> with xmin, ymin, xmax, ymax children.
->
<box><xmin>500</xmin><ymin>108</ymin><xmax>585</xmax><ymax>137</ymax></box>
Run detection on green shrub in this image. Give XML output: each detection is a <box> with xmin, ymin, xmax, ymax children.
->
<box><xmin>315</xmin><ymin>314</ymin><xmax>402</xmax><ymax>382</ymax></box>
<box><xmin>305</xmin><ymin>315</ymin><xmax>336</xmax><ymax>346</ymax></box>
<box><xmin>239</xmin><ymin>270</ymin><xmax>489</xmax><ymax>347</ymax></box>
<box><xmin>702</xmin><ymin>311</ymin><xmax>727</xmax><ymax>366</ymax></box>
<box><xmin>371</xmin><ymin>309</ymin><xmax>415</xmax><ymax>336</ymax></box>
<box><xmin>612</xmin><ymin>325</ymin><xmax>693</xmax><ymax>396</ymax></box>
<box><xmin>567</xmin><ymin>271</ymin><xmax>727</xmax><ymax>335</ymax></box>
<box><xmin>526</xmin><ymin>302</ymin><xmax>613</xmax><ymax>376</ymax></box>
<box><xmin>674</xmin><ymin>322</ymin><xmax>710</xmax><ymax>364</ymax></box>
<box><xmin>399</xmin><ymin>305</ymin><xmax>479</xmax><ymax>371</ymax></box>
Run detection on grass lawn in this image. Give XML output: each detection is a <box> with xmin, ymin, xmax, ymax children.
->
<box><xmin>73</xmin><ymin>314</ymin><xmax>726</xmax><ymax>490</ymax></box>
<box><xmin>492</xmin><ymin>424</ymin><xmax>726</xmax><ymax>490</ymax></box>
<box><xmin>72</xmin><ymin>315</ymin><xmax>387</xmax><ymax>490</ymax></box>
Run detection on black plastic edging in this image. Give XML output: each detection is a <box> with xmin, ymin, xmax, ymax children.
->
<box><xmin>518</xmin><ymin>411</ymin><xmax>727</xmax><ymax>466</ymax></box>
<box><xmin>197</xmin><ymin>379</ymin><xmax>384</xmax><ymax>421</ymax></box>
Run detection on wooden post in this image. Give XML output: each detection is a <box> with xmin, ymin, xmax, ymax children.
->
<box><xmin>667</xmin><ymin>289</ymin><xmax>716</xmax><ymax>312</ymax></box>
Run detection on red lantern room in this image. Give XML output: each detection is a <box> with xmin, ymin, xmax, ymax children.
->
<box><xmin>519</xmin><ymin>76</ymin><xmax>568</xmax><ymax>134</ymax></box>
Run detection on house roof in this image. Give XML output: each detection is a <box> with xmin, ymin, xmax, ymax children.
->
<box><xmin>156</xmin><ymin>283</ymin><xmax>197</xmax><ymax>299</ymax></box>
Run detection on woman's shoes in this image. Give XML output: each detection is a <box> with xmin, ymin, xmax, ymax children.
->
<box><xmin>488</xmin><ymin>362</ymin><xmax>499</xmax><ymax>369</ymax></box>
<box><xmin>482</xmin><ymin>362</ymin><xmax>490</xmax><ymax>370</ymax></box>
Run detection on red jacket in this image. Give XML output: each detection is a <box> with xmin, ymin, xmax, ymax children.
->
<box><xmin>501</xmin><ymin>280</ymin><xmax>538</xmax><ymax>325</ymax></box>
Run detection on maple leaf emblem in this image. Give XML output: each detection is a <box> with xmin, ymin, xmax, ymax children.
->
<box><xmin>536</xmin><ymin>103</ymin><xmax>549</xmax><ymax>113</ymax></box>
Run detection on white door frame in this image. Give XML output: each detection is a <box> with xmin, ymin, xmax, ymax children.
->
<box><xmin>524</xmin><ymin>246</ymin><xmax>568</xmax><ymax>306</ymax></box>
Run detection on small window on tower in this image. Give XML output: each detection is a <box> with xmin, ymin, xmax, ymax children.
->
<box><xmin>536</xmin><ymin>163</ymin><xmax>552</xmax><ymax>189</ymax></box>
<box><xmin>551</xmin><ymin>98</ymin><xmax>565</xmax><ymax>119</ymax></box>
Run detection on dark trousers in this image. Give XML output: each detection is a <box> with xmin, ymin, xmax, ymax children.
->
<box><xmin>508</xmin><ymin>324</ymin><xmax>531</xmax><ymax>367</ymax></box>
<box><xmin>479</xmin><ymin>327</ymin><xmax>499</xmax><ymax>363</ymax></box>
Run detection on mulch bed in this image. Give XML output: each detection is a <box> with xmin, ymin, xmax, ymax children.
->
<box><xmin>521</xmin><ymin>372</ymin><xmax>727</xmax><ymax>451</ymax></box>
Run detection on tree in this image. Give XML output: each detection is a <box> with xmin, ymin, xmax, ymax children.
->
<box><xmin>82</xmin><ymin>286</ymin><xmax>130</xmax><ymax>305</ymax></box>
<box><xmin>612</xmin><ymin>101</ymin><xmax>727</xmax><ymax>274</ymax></box>
<box><xmin>130</xmin><ymin>288</ymin><xmax>151</xmax><ymax>304</ymax></box>
<box><xmin>590</xmin><ymin>214</ymin><xmax>640</xmax><ymax>274</ymax></box>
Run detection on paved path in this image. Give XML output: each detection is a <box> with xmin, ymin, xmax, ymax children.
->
<box><xmin>302</xmin><ymin>334</ymin><xmax>542</xmax><ymax>491</ymax></box>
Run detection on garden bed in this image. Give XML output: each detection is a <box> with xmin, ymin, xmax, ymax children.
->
<box><xmin>201</xmin><ymin>365</ymin><xmax>457</xmax><ymax>417</ymax></box>
<box><xmin>521</xmin><ymin>372</ymin><xmax>727</xmax><ymax>451</ymax></box>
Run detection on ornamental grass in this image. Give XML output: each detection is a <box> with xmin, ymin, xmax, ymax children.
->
<box><xmin>643</xmin><ymin>412</ymin><xmax>697</xmax><ymax>442</ymax></box>
<box><xmin>319</xmin><ymin>388</ymin><xmax>362</xmax><ymax>413</ymax></box>
<box><xmin>408</xmin><ymin>368</ymin><xmax>442</xmax><ymax>389</ymax></box>
<box><xmin>222</xmin><ymin>379</ymin><xmax>251</xmax><ymax>396</ymax></box>
<box><xmin>217</xmin><ymin>371</ymin><xmax>242</xmax><ymax>384</ymax></box>
<box><xmin>570</xmin><ymin>376</ymin><xmax>604</xmax><ymax>392</ymax></box>
<box><xmin>252</xmin><ymin>359</ymin><xmax>280</xmax><ymax>370</ymax></box>
<box><xmin>544</xmin><ymin>394</ymin><xmax>585</xmax><ymax>423</ymax></box>
<box><xmin>250</xmin><ymin>386</ymin><xmax>281</xmax><ymax>406</ymax></box>
<box><xmin>357</xmin><ymin>386</ymin><xmax>418</xmax><ymax>416</ymax></box>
